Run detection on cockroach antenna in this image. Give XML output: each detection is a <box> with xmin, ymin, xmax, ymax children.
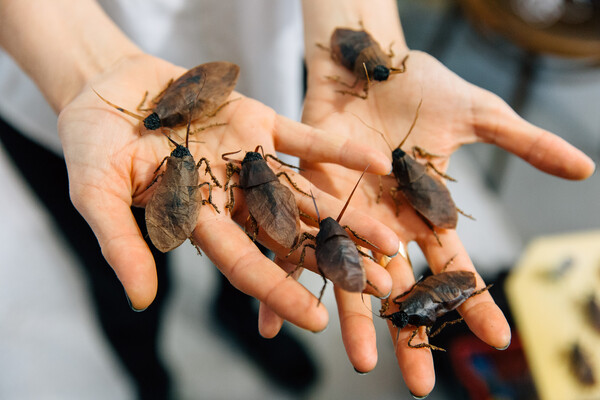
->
<box><xmin>309</xmin><ymin>189</ymin><xmax>321</xmax><ymax>223</ymax></box>
<box><xmin>348</xmin><ymin>111</ymin><xmax>393</xmax><ymax>152</ymax></box>
<box><xmin>397</xmin><ymin>98</ymin><xmax>423</xmax><ymax>149</ymax></box>
<box><xmin>336</xmin><ymin>164</ymin><xmax>370</xmax><ymax>223</ymax></box>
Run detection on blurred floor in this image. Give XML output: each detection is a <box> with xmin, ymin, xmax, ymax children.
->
<box><xmin>1</xmin><ymin>1</ymin><xmax>599</xmax><ymax>399</ymax></box>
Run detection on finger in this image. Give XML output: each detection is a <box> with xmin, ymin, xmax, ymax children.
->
<box><xmin>362</xmin><ymin>256</ymin><xmax>393</xmax><ymax>299</ymax></box>
<box><xmin>258</xmin><ymin>256</ymin><xmax>300</xmax><ymax>338</ymax></box>
<box><xmin>273</xmin><ymin>115</ymin><xmax>392</xmax><ymax>175</ymax></box>
<box><xmin>417</xmin><ymin>229</ymin><xmax>512</xmax><ymax>350</ymax></box>
<box><xmin>384</xmin><ymin>253</ymin><xmax>436</xmax><ymax>397</ymax></box>
<box><xmin>72</xmin><ymin>188</ymin><xmax>158</xmax><ymax>310</ymax></box>
<box><xmin>193</xmin><ymin>214</ymin><xmax>329</xmax><ymax>332</ymax></box>
<box><xmin>472</xmin><ymin>88</ymin><xmax>595</xmax><ymax>180</ymax></box>
<box><xmin>335</xmin><ymin>288</ymin><xmax>378</xmax><ymax>373</ymax></box>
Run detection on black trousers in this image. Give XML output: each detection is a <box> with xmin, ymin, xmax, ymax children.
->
<box><xmin>0</xmin><ymin>117</ymin><xmax>171</xmax><ymax>400</ymax></box>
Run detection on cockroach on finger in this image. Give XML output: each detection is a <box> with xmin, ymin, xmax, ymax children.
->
<box><xmin>222</xmin><ymin>146</ymin><xmax>308</xmax><ymax>249</ymax></box>
<box><xmin>570</xmin><ymin>342</ymin><xmax>596</xmax><ymax>386</ymax></box>
<box><xmin>95</xmin><ymin>61</ymin><xmax>240</xmax><ymax>132</ymax></box>
<box><xmin>145</xmin><ymin>116</ymin><xmax>221</xmax><ymax>253</ymax></box>
<box><xmin>286</xmin><ymin>168</ymin><xmax>381</xmax><ymax>305</ymax></box>
<box><xmin>353</xmin><ymin>100</ymin><xmax>472</xmax><ymax>243</ymax></box>
<box><xmin>318</xmin><ymin>24</ymin><xmax>408</xmax><ymax>99</ymax></box>
<box><xmin>380</xmin><ymin>261</ymin><xmax>492</xmax><ymax>352</ymax></box>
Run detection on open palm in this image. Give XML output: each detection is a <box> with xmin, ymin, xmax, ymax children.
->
<box><xmin>300</xmin><ymin>49</ymin><xmax>594</xmax><ymax>395</ymax></box>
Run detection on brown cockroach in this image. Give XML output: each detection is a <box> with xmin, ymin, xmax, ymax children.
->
<box><xmin>570</xmin><ymin>342</ymin><xmax>596</xmax><ymax>386</ymax></box>
<box><xmin>145</xmin><ymin>117</ymin><xmax>221</xmax><ymax>253</ymax></box>
<box><xmin>380</xmin><ymin>262</ymin><xmax>491</xmax><ymax>351</ymax></box>
<box><xmin>353</xmin><ymin>100</ymin><xmax>469</xmax><ymax>239</ymax></box>
<box><xmin>587</xmin><ymin>293</ymin><xmax>600</xmax><ymax>334</ymax></box>
<box><xmin>95</xmin><ymin>61</ymin><xmax>240</xmax><ymax>132</ymax></box>
<box><xmin>222</xmin><ymin>146</ymin><xmax>308</xmax><ymax>249</ymax></box>
<box><xmin>319</xmin><ymin>24</ymin><xmax>408</xmax><ymax>99</ymax></box>
<box><xmin>287</xmin><ymin>167</ymin><xmax>380</xmax><ymax>305</ymax></box>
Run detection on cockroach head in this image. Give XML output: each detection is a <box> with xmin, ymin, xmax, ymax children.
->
<box><xmin>392</xmin><ymin>147</ymin><xmax>406</xmax><ymax>160</ymax></box>
<box><xmin>388</xmin><ymin>311</ymin><xmax>409</xmax><ymax>329</ymax></box>
<box><xmin>373</xmin><ymin>65</ymin><xmax>390</xmax><ymax>81</ymax></box>
<box><xmin>143</xmin><ymin>112</ymin><xmax>161</xmax><ymax>130</ymax></box>
<box><xmin>171</xmin><ymin>143</ymin><xmax>192</xmax><ymax>158</ymax></box>
<box><xmin>242</xmin><ymin>151</ymin><xmax>263</xmax><ymax>164</ymax></box>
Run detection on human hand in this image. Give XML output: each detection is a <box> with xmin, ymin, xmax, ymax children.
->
<box><xmin>293</xmin><ymin>48</ymin><xmax>594</xmax><ymax>396</ymax></box>
<box><xmin>57</xmin><ymin>53</ymin><xmax>399</xmax><ymax>332</ymax></box>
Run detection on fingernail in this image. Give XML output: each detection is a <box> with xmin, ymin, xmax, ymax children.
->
<box><xmin>495</xmin><ymin>337</ymin><xmax>511</xmax><ymax>351</ymax></box>
<box><xmin>410</xmin><ymin>391</ymin><xmax>429</xmax><ymax>399</ymax></box>
<box><xmin>387</xmin><ymin>165</ymin><xmax>394</xmax><ymax>176</ymax></box>
<box><xmin>124</xmin><ymin>289</ymin><xmax>147</xmax><ymax>312</ymax></box>
<box><xmin>353</xmin><ymin>367</ymin><xmax>369</xmax><ymax>375</ymax></box>
<box><xmin>377</xmin><ymin>288</ymin><xmax>392</xmax><ymax>299</ymax></box>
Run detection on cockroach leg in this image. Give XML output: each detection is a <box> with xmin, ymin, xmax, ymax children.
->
<box><xmin>387</xmin><ymin>41</ymin><xmax>395</xmax><ymax>59</ymax></box>
<box><xmin>244</xmin><ymin>214</ymin><xmax>259</xmax><ymax>242</ymax></box>
<box><xmin>407</xmin><ymin>327</ymin><xmax>446</xmax><ymax>352</ymax></box>
<box><xmin>391</xmin><ymin>54</ymin><xmax>409</xmax><ymax>73</ymax></box>
<box><xmin>198</xmin><ymin>182</ymin><xmax>220</xmax><ymax>213</ymax></box>
<box><xmin>376</xmin><ymin>176</ymin><xmax>383</xmax><ymax>204</ymax></box>
<box><xmin>393</xmin><ymin>281</ymin><xmax>420</xmax><ymax>304</ymax></box>
<box><xmin>335</xmin><ymin>86</ymin><xmax>369</xmax><ymax>100</ymax></box>
<box><xmin>287</xmin><ymin>241</ymin><xmax>316</xmax><ymax>276</ymax></box>
<box><xmin>468</xmin><ymin>284</ymin><xmax>493</xmax><ymax>299</ymax></box>
<box><xmin>428</xmin><ymin>317</ymin><xmax>464</xmax><ymax>338</ymax></box>
<box><xmin>366</xmin><ymin>279</ymin><xmax>383</xmax><ymax>297</ymax></box>
<box><xmin>418</xmin><ymin>214</ymin><xmax>442</xmax><ymax>246</ymax></box>
<box><xmin>225</xmin><ymin>183</ymin><xmax>238</xmax><ymax>212</ymax></box>
<box><xmin>275</xmin><ymin>172</ymin><xmax>310</xmax><ymax>197</ymax></box>
<box><xmin>440</xmin><ymin>255</ymin><xmax>457</xmax><ymax>272</ymax></box>
<box><xmin>343</xmin><ymin>225</ymin><xmax>378</xmax><ymax>249</ymax></box>
<box><xmin>223</xmin><ymin>162</ymin><xmax>241</xmax><ymax>191</ymax></box>
<box><xmin>150</xmin><ymin>78</ymin><xmax>174</xmax><ymax>105</ymax></box>
<box><xmin>263</xmin><ymin>153</ymin><xmax>302</xmax><ymax>171</ymax></box>
<box><xmin>205</xmin><ymin>97</ymin><xmax>241</xmax><ymax>118</ymax></box>
<box><xmin>356</xmin><ymin>247</ymin><xmax>378</xmax><ymax>263</ymax></box>
<box><xmin>299</xmin><ymin>210</ymin><xmax>318</xmax><ymax>223</ymax></box>
<box><xmin>189</xmin><ymin>122</ymin><xmax>227</xmax><ymax>136</ymax></box>
<box><xmin>389</xmin><ymin>186</ymin><xmax>401</xmax><ymax>215</ymax></box>
<box><xmin>324</xmin><ymin>74</ymin><xmax>360</xmax><ymax>89</ymax></box>
<box><xmin>457</xmin><ymin>207</ymin><xmax>475</xmax><ymax>220</ymax></box>
<box><xmin>188</xmin><ymin>236</ymin><xmax>203</xmax><ymax>256</ymax></box>
<box><xmin>316</xmin><ymin>266</ymin><xmax>329</xmax><ymax>306</ymax></box>
<box><xmin>137</xmin><ymin>91</ymin><xmax>150</xmax><ymax>111</ymax></box>
<box><xmin>196</xmin><ymin>157</ymin><xmax>222</xmax><ymax>188</ymax></box>
<box><xmin>287</xmin><ymin>232</ymin><xmax>316</xmax><ymax>258</ymax></box>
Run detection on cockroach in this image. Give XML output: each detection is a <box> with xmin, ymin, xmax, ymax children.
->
<box><xmin>222</xmin><ymin>146</ymin><xmax>308</xmax><ymax>249</ymax></box>
<box><xmin>318</xmin><ymin>24</ymin><xmax>408</xmax><ymax>99</ymax></box>
<box><xmin>287</xmin><ymin>167</ymin><xmax>380</xmax><ymax>305</ymax></box>
<box><xmin>570</xmin><ymin>342</ymin><xmax>596</xmax><ymax>386</ymax></box>
<box><xmin>95</xmin><ymin>61</ymin><xmax>240</xmax><ymax>132</ymax></box>
<box><xmin>380</xmin><ymin>263</ymin><xmax>491</xmax><ymax>351</ymax></box>
<box><xmin>587</xmin><ymin>294</ymin><xmax>600</xmax><ymax>334</ymax></box>
<box><xmin>352</xmin><ymin>100</ymin><xmax>470</xmax><ymax>241</ymax></box>
<box><xmin>145</xmin><ymin>116</ymin><xmax>221</xmax><ymax>253</ymax></box>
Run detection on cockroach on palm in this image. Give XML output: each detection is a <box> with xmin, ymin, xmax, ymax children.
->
<box><xmin>380</xmin><ymin>259</ymin><xmax>492</xmax><ymax>351</ymax></box>
<box><xmin>222</xmin><ymin>146</ymin><xmax>309</xmax><ymax>249</ymax></box>
<box><xmin>286</xmin><ymin>167</ymin><xmax>382</xmax><ymax>305</ymax></box>
<box><xmin>95</xmin><ymin>61</ymin><xmax>240</xmax><ymax>133</ymax></box>
<box><xmin>317</xmin><ymin>23</ymin><xmax>409</xmax><ymax>99</ymax></box>
<box><xmin>570</xmin><ymin>342</ymin><xmax>596</xmax><ymax>386</ymax></box>
<box><xmin>144</xmin><ymin>115</ymin><xmax>221</xmax><ymax>254</ymax></box>
<box><xmin>353</xmin><ymin>100</ymin><xmax>472</xmax><ymax>244</ymax></box>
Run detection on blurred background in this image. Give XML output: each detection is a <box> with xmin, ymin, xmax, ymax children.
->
<box><xmin>1</xmin><ymin>0</ymin><xmax>599</xmax><ymax>399</ymax></box>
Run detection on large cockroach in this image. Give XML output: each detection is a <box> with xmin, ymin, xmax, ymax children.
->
<box><xmin>570</xmin><ymin>342</ymin><xmax>596</xmax><ymax>386</ymax></box>
<box><xmin>95</xmin><ymin>61</ymin><xmax>240</xmax><ymax>132</ymax></box>
<box><xmin>318</xmin><ymin>24</ymin><xmax>408</xmax><ymax>99</ymax></box>
<box><xmin>380</xmin><ymin>262</ymin><xmax>491</xmax><ymax>351</ymax></box>
<box><xmin>287</xmin><ymin>168</ymin><xmax>380</xmax><ymax>305</ymax></box>
<box><xmin>145</xmin><ymin>118</ymin><xmax>221</xmax><ymax>253</ymax></box>
<box><xmin>222</xmin><ymin>146</ymin><xmax>308</xmax><ymax>249</ymax></box>
<box><xmin>353</xmin><ymin>100</ymin><xmax>471</xmax><ymax>241</ymax></box>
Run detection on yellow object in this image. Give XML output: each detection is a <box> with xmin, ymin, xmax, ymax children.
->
<box><xmin>506</xmin><ymin>230</ymin><xmax>600</xmax><ymax>400</ymax></box>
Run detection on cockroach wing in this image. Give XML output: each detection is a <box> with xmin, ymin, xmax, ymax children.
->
<box><xmin>145</xmin><ymin>154</ymin><xmax>200</xmax><ymax>253</ymax></box>
<box><xmin>330</xmin><ymin>28</ymin><xmax>371</xmax><ymax>71</ymax></box>
<box><xmin>353</xmin><ymin>43</ymin><xmax>391</xmax><ymax>78</ymax></box>
<box><xmin>393</xmin><ymin>155</ymin><xmax>458</xmax><ymax>229</ymax></box>
<box><xmin>244</xmin><ymin>181</ymin><xmax>300</xmax><ymax>249</ymax></box>
<box><xmin>239</xmin><ymin>155</ymin><xmax>278</xmax><ymax>188</ymax></box>
<box><xmin>154</xmin><ymin>61</ymin><xmax>240</xmax><ymax>128</ymax></box>
<box><xmin>315</xmin><ymin>218</ymin><xmax>366</xmax><ymax>293</ymax></box>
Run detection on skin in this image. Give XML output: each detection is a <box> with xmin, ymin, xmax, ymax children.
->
<box><xmin>0</xmin><ymin>0</ymin><xmax>595</xmax><ymax>398</ymax></box>
<box><xmin>256</xmin><ymin>0</ymin><xmax>596</xmax><ymax>397</ymax></box>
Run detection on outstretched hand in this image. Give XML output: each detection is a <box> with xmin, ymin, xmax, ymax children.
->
<box><xmin>294</xmin><ymin>49</ymin><xmax>594</xmax><ymax>396</ymax></box>
<box><xmin>57</xmin><ymin>54</ymin><xmax>399</xmax><ymax>332</ymax></box>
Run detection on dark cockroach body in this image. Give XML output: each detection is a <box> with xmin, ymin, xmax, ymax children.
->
<box><xmin>381</xmin><ymin>270</ymin><xmax>490</xmax><ymax>351</ymax></box>
<box><xmin>330</xmin><ymin>28</ymin><xmax>395</xmax><ymax>82</ymax></box>
<box><xmin>288</xmin><ymin>168</ymin><xmax>376</xmax><ymax>304</ymax></box>
<box><xmin>392</xmin><ymin>147</ymin><xmax>457</xmax><ymax>229</ymax></box>
<box><xmin>96</xmin><ymin>61</ymin><xmax>240</xmax><ymax>131</ymax></box>
<box><xmin>570</xmin><ymin>343</ymin><xmax>596</xmax><ymax>386</ymax></box>
<box><xmin>145</xmin><ymin>121</ymin><xmax>220</xmax><ymax>253</ymax></box>
<box><xmin>323</xmin><ymin>27</ymin><xmax>408</xmax><ymax>98</ymax></box>
<box><xmin>224</xmin><ymin>148</ymin><xmax>304</xmax><ymax>249</ymax></box>
<box><xmin>587</xmin><ymin>294</ymin><xmax>600</xmax><ymax>333</ymax></box>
